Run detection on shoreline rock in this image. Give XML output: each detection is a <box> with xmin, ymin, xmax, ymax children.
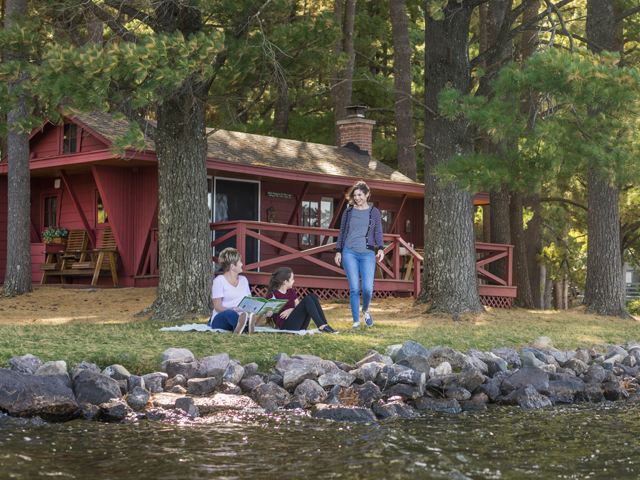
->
<box><xmin>2</xmin><ymin>337</ymin><xmax>640</xmax><ymax>424</ymax></box>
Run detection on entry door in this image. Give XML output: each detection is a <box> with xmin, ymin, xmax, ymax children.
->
<box><xmin>213</xmin><ymin>178</ymin><xmax>260</xmax><ymax>268</ymax></box>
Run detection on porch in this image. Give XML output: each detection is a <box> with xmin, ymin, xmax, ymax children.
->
<box><xmin>200</xmin><ymin>220</ymin><xmax>517</xmax><ymax>308</ymax></box>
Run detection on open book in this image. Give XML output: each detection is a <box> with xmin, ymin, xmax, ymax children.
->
<box><xmin>237</xmin><ymin>296</ymin><xmax>288</xmax><ymax>315</ymax></box>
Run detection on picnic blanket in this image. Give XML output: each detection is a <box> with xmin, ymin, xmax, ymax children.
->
<box><xmin>160</xmin><ymin>323</ymin><xmax>321</xmax><ymax>335</ymax></box>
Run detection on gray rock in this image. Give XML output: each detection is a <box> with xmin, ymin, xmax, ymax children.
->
<box><xmin>175</xmin><ymin>397</ymin><xmax>199</xmax><ymax>417</ymax></box>
<box><xmin>627</xmin><ymin>393</ymin><xmax>640</xmax><ymax>404</ymax></box>
<box><xmin>243</xmin><ymin>363</ymin><xmax>259</xmax><ymax>378</ymax></box>
<box><xmin>356</xmin><ymin>351</ymin><xmax>393</xmax><ymax>367</ymax></box>
<box><xmin>286</xmin><ymin>395</ymin><xmax>308</xmax><ymax>410</ymax></box>
<box><xmin>100</xmin><ymin>398</ymin><xmax>132</xmax><ymax>421</ymax></box>
<box><xmin>251</xmin><ymin>382</ymin><xmax>290</xmax><ymax>412</ymax></box>
<box><xmin>282</xmin><ymin>362</ymin><xmax>318</xmax><ymax>391</ymax></box>
<box><xmin>543</xmin><ymin>378</ymin><xmax>585</xmax><ymax>404</ymax></box>
<box><xmin>530</xmin><ymin>336</ymin><xmax>554</xmax><ymax>351</ymax></box>
<box><xmin>396</xmin><ymin>340</ymin><xmax>430</xmax><ymax>362</ymax></box>
<box><xmin>240</xmin><ymin>375</ymin><xmax>265</xmax><ymax>392</ymax></box>
<box><xmin>603</xmin><ymin>381</ymin><xmax>629</xmax><ymax>401</ymax></box>
<box><xmin>381</xmin><ymin>383</ymin><xmax>424</xmax><ymax>401</ymax></box>
<box><xmin>35</xmin><ymin>361</ymin><xmax>70</xmax><ymax>387</ymax></box>
<box><xmin>603</xmin><ymin>353</ymin><xmax>625</xmax><ymax>365</ymax></box>
<box><xmin>349</xmin><ymin>381</ymin><xmax>382</xmax><ymax>408</ymax></box>
<box><xmin>126</xmin><ymin>386</ymin><xmax>150</xmax><ymax>411</ymax></box>
<box><xmin>69</xmin><ymin>362</ymin><xmax>101</xmax><ymax>382</ymax></box>
<box><xmin>434</xmin><ymin>362</ymin><xmax>452</xmax><ymax>376</ymax></box>
<box><xmin>128</xmin><ymin>375</ymin><xmax>145</xmax><ymax>392</ymax></box>
<box><xmin>160</xmin><ymin>348</ymin><xmax>195</xmax><ymax>362</ymax></box>
<box><xmin>268</xmin><ymin>374</ymin><xmax>284</xmax><ymax>387</ymax></box>
<box><xmin>292</xmin><ymin>354</ymin><xmax>323</xmax><ymax>362</ymax></box>
<box><xmin>312</xmin><ymin>405</ymin><xmax>377</xmax><ymax>423</ymax></box>
<box><xmin>377</xmin><ymin>365</ymin><xmax>426</xmax><ymax>394</ymax></box>
<box><xmin>142</xmin><ymin>372</ymin><xmax>168</xmax><ymax>393</ymax></box>
<box><xmin>605</xmin><ymin>346</ymin><xmax>627</xmax><ymax>360</ymax></box>
<box><xmin>76</xmin><ymin>403</ymin><xmax>101</xmax><ymax>421</ymax></box>
<box><xmin>9</xmin><ymin>354</ymin><xmax>43</xmax><ymax>375</ymax></box>
<box><xmin>517</xmin><ymin>386</ymin><xmax>552</xmax><ymax>409</ymax></box>
<box><xmin>273</xmin><ymin>352</ymin><xmax>290</xmax><ymax>363</ymax></box>
<box><xmin>463</xmin><ymin>355</ymin><xmax>489</xmax><ymax>375</ymax></box>
<box><xmin>396</xmin><ymin>355</ymin><xmax>431</xmax><ymax>376</ymax></box>
<box><xmin>73</xmin><ymin>369</ymin><xmax>122</xmax><ymax>406</ymax></box>
<box><xmin>351</xmin><ymin>362</ymin><xmax>384</xmax><ymax>384</ymax></box>
<box><xmin>199</xmin><ymin>353</ymin><xmax>230</xmax><ymax>379</ymax></box>
<box><xmin>445</xmin><ymin>387</ymin><xmax>472</xmax><ymax>401</ymax></box>
<box><xmin>385</xmin><ymin>344</ymin><xmax>403</xmax><ymax>361</ymax></box>
<box><xmin>429</xmin><ymin>347</ymin><xmax>468</xmax><ymax>371</ymax></box>
<box><xmin>521</xmin><ymin>351</ymin><xmax>545</xmax><ymax>368</ymax></box>
<box><xmin>491</xmin><ymin>347</ymin><xmax>522</xmax><ymax>368</ymax></box>
<box><xmin>508</xmin><ymin>367</ymin><xmax>549</xmax><ymax>392</ymax></box>
<box><xmin>102</xmin><ymin>364</ymin><xmax>131</xmax><ymax>381</ymax></box>
<box><xmin>413</xmin><ymin>397</ymin><xmax>461</xmax><ymax>413</ymax></box>
<box><xmin>476</xmin><ymin>383</ymin><xmax>500</xmax><ymax>402</ymax></box>
<box><xmin>373</xmin><ymin>400</ymin><xmax>416</xmax><ymax>418</ymax></box>
<box><xmin>317</xmin><ymin>370</ymin><xmax>356</xmax><ymax>388</ymax></box>
<box><xmin>483</xmin><ymin>357</ymin><xmax>508</xmax><ymax>377</ymax></box>
<box><xmin>499</xmin><ymin>378</ymin><xmax>517</xmax><ymax>396</ymax></box>
<box><xmin>573</xmin><ymin>348</ymin><xmax>591</xmax><ymax>364</ymax></box>
<box><xmin>223</xmin><ymin>364</ymin><xmax>245</xmax><ymax>386</ymax></box>
<box><xmin>622</xmin><ymin>355</ymin><xmax>636</xmax><ymax>367</ymax></box>
<box><xmin>547</xmin><ymin>351</ymin><xmax>576</xmax><ymax>367</ymax></box>
<box><xmin>0</xmin><ymin>368</ymin><xmax>77</xmax><ymax>421</ymax></box>
<box><xmin>187</xmin><ymin>377</ymin><xmax>220</xmax><ymax>395</ymax></box>
<box><xmin>462</xmin><ymin>400</ymin><xmax>488</xmax><ymax>412</ymax></box>
<box><xmin>171</xmin><ymin>385</ymin><xmax>187</xmax><ymax>394</ymax></box>
<box><xmin>521</xmin><ymin>347</ymin><xmax>548</xmax><ymax>363</ymax></box>
<box><xmin>117</xmin><ymin>379</ymin><xmax>128</xmax><ymax>396</ymax></box>
<box><xmin>454</xmin><ymin>370</ymin><xmax>486</xmax><ymax>393</ymax></box>
<box><xmin>275</xmin><ymin>358</ymin><xmax>307</xmax><ymax>378</ymax></box>
<box><xmin>294</xmin><ymin>379</ymin><xmax>326</xmax><ymax>404</ymax></box>
<box><xmin>565</xmin><ymin>358</ymin><xmax>587</xmax><ymax>375</ymax></box>
<box><xmin>577</xmin><ymin>384</ymin><xmax>604</xmax><ymax>403</ymax></box>
<box><xmin>165</xmin><ymin>361</ymin><xmax>206</xmax><ymax>380</ymax></box>
<box><xmin>333</xmin><ymin>361</ymin><xmax>354</xmax><ymax>372</ymax></box>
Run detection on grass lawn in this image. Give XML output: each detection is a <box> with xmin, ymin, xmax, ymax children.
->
<box><xmin>1</xmin><ymin>288</ymin><xmax>639</xmax><ymax>375</ymax></box>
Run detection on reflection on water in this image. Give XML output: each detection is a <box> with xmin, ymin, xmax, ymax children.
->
<box><xmin>0</xmin><ymin>404</ymin><xmax>639</xmax><ymax>479</ymax></box>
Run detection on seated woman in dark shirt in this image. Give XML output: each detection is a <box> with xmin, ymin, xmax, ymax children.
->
<box><xmin>265</xmin><ymin>267</ymin><xmax>338</xmax><ymax>333</ymax></box>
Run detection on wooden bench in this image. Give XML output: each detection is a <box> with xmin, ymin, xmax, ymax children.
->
<box><xmin>55</xmin><ymin>227</ymin><xmax>120</xmax><ymax>286</ymax></box>
<box><xmin>39</xmin><ymin>229</ymin><xmax>89</xmax><ymax>285</ymax></box>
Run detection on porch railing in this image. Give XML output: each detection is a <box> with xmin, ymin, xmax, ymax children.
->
<box><xmin>475</xmin><ymin>242</ymin><xmax>513</xmax><ymax>286</ymax></box>
<box><xmin>210</xmin><ymin>220</ymin><xmax>423</xmax><ymax>298</ymax></box>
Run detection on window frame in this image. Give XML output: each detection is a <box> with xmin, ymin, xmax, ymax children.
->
<box><xmin>300</xmin><ymin>200</ymin><xmax>320</xmax><ymax>246</ymax></box>
<box><xmin>61</xmin><ymin>123</ymin><xmax>82</xmax><ymax>154</ymax></box>
<box><xmin>380</xmin><ymin>209</ymin><xmax>395</xmax><ymax>234</ymax></box>
<box><xmin>41</xmin><ymin>192</ymin><xmax>61</xmax><ymax>232</ymax></box>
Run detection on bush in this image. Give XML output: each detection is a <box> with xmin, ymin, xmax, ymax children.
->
<box><xmin>626</xmin><ymin>298</ymin><xmax>640</xmax><ymax>316</ymax></box>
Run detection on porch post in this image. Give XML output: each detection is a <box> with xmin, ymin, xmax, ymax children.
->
<box><xmin>60</xmin><ymin>169</ymin><xmax>96</xmax><ymax>247</ymax></box>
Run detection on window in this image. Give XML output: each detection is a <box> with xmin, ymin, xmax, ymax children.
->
<box><xmin>301</xmin><ymin>201</ymin><xmax>319</xmax><ymax>245</ymax></box>
<box><xmin>96</xmin><ymin>191</ymin><xmax>109</xmax><ymax>225</ymax></box>
<box><xmin>62</xmin><ymin>124</ymin><xmax>78</xmax><ymax>154</ymax></box>
<box><xmin>43</xmin><ymin>195</ymin><xmax>58</xmax><ymax>228</ymax></box>
<box><xmin>380</xmin><ymin>210</ymin><xmax>394</xmax><ymax>233</ymax></box>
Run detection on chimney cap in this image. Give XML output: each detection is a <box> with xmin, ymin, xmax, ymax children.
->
<box><xmin>346</xmin><ymin>105</ymin><xmax>367</xmax><ymax>118</ymax></box>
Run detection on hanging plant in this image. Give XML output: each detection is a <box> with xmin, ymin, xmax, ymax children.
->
<box><xmin>42</xmin><ymin>226</ymin><xmax>69</xmax><ymax>243</ymax></box>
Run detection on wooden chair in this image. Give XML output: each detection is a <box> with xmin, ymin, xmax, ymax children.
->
<box><xmin>39</xmin><ymin>229</ymin><xmax>89</xmax><ymax>284</ymax></box>
<box><xmin>69</xmin><ymin>227</ymin><xmax>119</xmax><ymax>286</ymax></box>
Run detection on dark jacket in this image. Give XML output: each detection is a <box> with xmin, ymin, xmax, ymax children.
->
<box><xmin>336</xmin><ymin>206</ymin><xmax>384</xmax><ymax>253</ymax></box>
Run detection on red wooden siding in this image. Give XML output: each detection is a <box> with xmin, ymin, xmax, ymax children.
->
<box><xmin>29</xmin><ymin>123</ymin><xmax>109</xmax><ymax>160</ymax></box>
<box><xmin>0</xmin><ymin>177</ymin><xmax>7</xmax><ymax>280</ymax></box>
<box><xmin>132</xmin><ymin>167</ymin><xmax>158</xmax><ymax>275</ymax></box>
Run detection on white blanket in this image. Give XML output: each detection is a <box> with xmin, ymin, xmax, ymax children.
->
<box><xmin>160</xmin><ymin>323</ymin><xmax>320</xmax><ymax>335</ymax></box>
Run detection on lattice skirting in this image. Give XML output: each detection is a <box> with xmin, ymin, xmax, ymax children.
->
<box><xmin>250</xmin><ymin>286</ymin><xmax>392</xmax><ymax>301</ymax></box>
<box><xmin>480</xmin><ymin>295</ymin><xmax>512</xmax><ymax>309</ymax></box>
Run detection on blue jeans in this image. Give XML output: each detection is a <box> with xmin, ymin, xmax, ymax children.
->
<box><xmin>208</xmin><ymin>309</ymin><xmax>240</xmax><ymax>331</ymax></box>
<box><xmin>342</xmin><ymin>247</ymin><xmax>375</xmax><ymax>323</ymax></box>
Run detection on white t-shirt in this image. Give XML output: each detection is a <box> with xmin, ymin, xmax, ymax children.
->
<box><xmin>210</xmin><ymin>274</ymin><xmax>251</xmax><ymax>321</ymax></box>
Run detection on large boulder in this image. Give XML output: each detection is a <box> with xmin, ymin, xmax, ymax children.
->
<box><xmin>373</xmin><ymin>400</ymin><xmax>416</xmax><ymax>419</ymax></box>
<box><xmin>530</xmin><ymin>336</ymin><xmax>554</xmax><ymax>351</ymax></box>
<box><xmin>200</xmin><ymin>353</ymin><xmax>230</xmax><ymax>379</ymax></box>
<box><xmin>160</xmin><ymin>348</ymin><xmax>195</xmax><ymax>363</ymax></box>
<box><xmin>454</xmin><ymin>370</ymin><xmax>486</xmax><ymax>393</ymax></box>
<box><xmin>377</xmin><ymin>365</ymin><xmax>426</xmax><ymax>394</ymax></box>
<box><xmin>564</xmin><ymin>358</ymin><xmax>587</xmax><ymax>376</ymax></box>
<box><xmin>521</xmin><ymin>351</ymin><xmax>545</xmax><ymax>369</ymax></box>
<box><xmin>283</xmin><ymin>362</ymin><xmax>319</xmax><ymax>391</ymax></box>
<box><xmin>69</xmin><ymin>362</ymin><xmax>101</xmax><ymax>382</ymax></box>
<box><xmin>543</xmin><ymin>378</ymin><xmax>585</xmax><ymax>404</ymax></box>
<box><xmin>603</xmin><ymin>381</ymin><xmax>629</xmax><ymax>401</ymax></box>
<box><xmin>126</xmin><ymin>386</ymin><xmax>150</xmax><ymax>412</ymax></box>
<box><xmin>251</xmin><ymin>382</ymin><xmax>290</xmax><ymax>412</ymax></box>
<box><xmin>355</xmin><ymin>351</ymin><xmax>393</xmax><ymax>367</ymax></box>
<box><xmin>100</xmin><ymin>398</ymin><xmax>133</xmax><ymax>422</ymax></box>
<box><xmin>351</xmin><ymin>362</ymin><xmax>384</xmax><ymax>384</ymax></box>
<box><xmin>396</xmin><ymin>355</ymin><xmax>431</xmax><ymax>376</ymax></box>
<box><xmin>165</xmin><ymin>361</ymin><xmax>206</xmax><ymax>380</ymax></box>
<box><xmin>102</xmin><ymin>364</ymin><xmax>132</xmax><ymax>381</ymax></box>
<box><xmin>294</xmin><ymin>380</ymin><xmax>326</xmax><ymax>404</ymax></box>
<box><xmin>573</xmin><ymin>348</ymin><xmax>591</xmax><ymax>364</ymax></box>
<box><xmin>222</xmin><ymin>364</ymin><xmax>245</xmax><ymax>386</ymax></box>
<box><xmin>187</xmin><ymin>377</ymin><xmax>220</xmax><ymax>395</ymax></box>
<box><xmin>463</xmin><ymin>355</ymin><xmax>489</xmax><ymax>375</ymax></box>
<box><xmin>498</xmin><ymin>385</ymin><xmax>552</xmax><ymax>408</ymax></box>
<box><xmin>9</xmin><ymin>354</ymin><xmax>43</xmax><ymax>375</ymax></box>
<box><xmin>35</xmin><ymin>361</ymin><xmax>70</xmax><ymax>388</ymax></box>
<box><xmin>344</xmin><ymin>381</ymin><xmax>382</xmax><ymax>408</ymax></box>
<box><xmin>428</xmin><ymin>347</ymin><xmax>468</xmax><ymax>371</ymax></box>
<box><xmin>381</xmin><ymin>383</ymin><xmax>424</xmax><ymax>401</ymax></box>
<box><xmin>385</xmin><ymin>344</ymin><xmax>403</xmax><ymax>361</ymax></box>
<box><xmin>412</xmin><ymin>397</ymin><xmax>461</xmax><ymax>413</ymax></box>
<box><xmin>547</xmin><ymin>351</ymin><xmax>576</xmax><ymax>367</ymax></box>
<box><xmin>240</xmin><ymin>375</ymin><xmax>265</xmax><ymax>392</ymax></box>
<box><xmin>508</xmin><ymin>367</ymin><xmax>549</xmax><ymax>393</ymax></box>
<box><xmin>143</xmin><ymin>372</ymin><xmax>168</xmax><ymax>393</ymax></box>
<box><xmin>317</xmin><ymin>370</ymin><xmax>356</xmax><ymax>388</ymax></box>
<box><xmin>491</xmin><ymin>347</ymin><xmax>522</xmax><ymax>369</ymax></box>
<box><xmin>521</xmin><ymin>347</ymin><xmax>548</xmax><ymax>364</ymax></box>
<box><xmin>0</xmin><ymin>368</ymin><xmax>77</xmax><ymax>421</ymax></box>
<box><xmin>583</xmin><ymin>364</ymin><xmax>607</xmax><ymax>384</ymax></box>
<box><xmin>312</xmin><ymin>405</ymin><xmax>377</xmax><ymax>423</ymax></box>
<box><xmin>175</xmin><ymin>397</ymin><xmax>199</xmax><ymax>418</ymax></box>
<box><xmin>73</xmin><ymin>369</ymin><xmax>122</xmax><ymax>406</ymax></box>
<box><xmin>483</xmin><ymin>357</ymin><xmax>508</xmax><ymax>377</ymax></box>
<box><xmin>395</xmin><ymin>341</ymin><xmax>430</xmax><ymax>362</ymax></box>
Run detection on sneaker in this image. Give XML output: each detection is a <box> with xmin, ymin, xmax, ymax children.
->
<box><xmin>320</xmin><ymin>325</ymin><xmax>339</xmax><ymax>334</ymax></box>
<box><xmin>247</xmin><ymin>313</ymin><xmax>256</xmax><ymax>334</ymax></box>
<box><xmin>234</xmin><ymin>313</ymin><xmax>248</xmax><ymax>334</ymax></box>
<box><xmin>352</xmin><ymin>321</ymin><xmax>360</xmax><ymax>330</ymax></box>
<box><xmin>363</xmin><ymin>311</ymin><xmax>373</xmax><ymax>327</ymax></box>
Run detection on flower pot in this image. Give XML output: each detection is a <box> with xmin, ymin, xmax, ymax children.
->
<box><xmin>49</xmin><ymin>238</ymin><xmax>68</xmax><ymax>244</ymax></box>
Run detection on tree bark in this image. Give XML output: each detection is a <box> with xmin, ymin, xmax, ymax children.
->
<box><xmin>332</xmin><ymin>0</ymin><xmax>356</xmax><ymax>146</ymax></box>
<box><xmin>273</xmin><ymin>75</ymin><xmax>289</xmax><ymax>135</ymax></box>
<box><xmin>417</xmin><ymin>1</ymin><xmax>484</xmax><ymax>316</ymax></box>
<box><xmin>524</xmin><ymin>193</ymin><xmax>542</xmax><ymax>308</ymax></box>
<box><xmin>482</xmin><ymin>205</ymin><xmax>490</xmax><ymax>243</ymax></box>
<box><xmin>583</xmin><ymin>0</ymin><xmax>630</xmax><ymax>317</ymax></box>
<box><xmin>509</xmin><ymin>190</ymin><xmax>534</xmax><ymax>308</ymax></box>
<box><xmin>151</xmin><ymin>86</ymin><xmax>213</xmax><ymax>320</ymax></box>
<box><xmin>389</xmin><ymin>0</ymin><xmax>416</xmax><ymax>181</ymax></box>
<box><xmin>2</xmin><ymin>0</ymin><xmax>32</xmax><ymax>297</ymax></box>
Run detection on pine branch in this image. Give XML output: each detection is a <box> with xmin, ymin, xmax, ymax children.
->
<box><xmin>615</xmin><ymin>5</ymin><xmax>640</xmax><ymax>24</ymax></box>
<box><xmin>360</xmin><ymin>76</ymin><xmax>438</xmax><ymax>116</ymax></box>
<box><xmin>101</xmin><ymin>0</ymin><xmax>160</xmax><ymax>32</ymax></box>
<box><xmin>355</xmin><ymin>50</ymin><xmax>393</xmax><ymax>73</ymax></box>
<box><xmin>622</xmin><ymin>220</ymin><xmax>640</xmax><ymax>236</ymax></box>
<box><xmin>539</xmin><ymin>196</ymin><xmax>588</xmax><ymax>211</ymax></box>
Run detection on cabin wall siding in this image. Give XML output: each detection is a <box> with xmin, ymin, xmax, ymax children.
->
<box><xmin>0</xmin><ymin>177</ymin><xmax>7</xmax><ymax>280</ymax></box>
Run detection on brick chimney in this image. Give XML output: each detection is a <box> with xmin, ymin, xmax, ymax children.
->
<box><xmin>337</xmin><ymin>106</ymin><xmax>376</xmax><ymax>156</ymax></box>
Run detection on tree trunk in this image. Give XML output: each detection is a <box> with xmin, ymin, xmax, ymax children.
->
<box><xmin>509</xmin><ymin>190</ymin><xmax>534</xmax><ymax>308</ymax></box>
<box><xmin>489</xmin><ymin>185</ymin><xmax>510</xmax><ymax>279</ymax></box>
<box><xmin>417</xmin><ymin>2</ymin><xmax>484</xmax><ymax>316</ymax></box>
<box><xmin>332</xmin><ymin>0</ymin><xmax>356</xmax><ymax>146</ymax></box>
<box><xmin>86</xmin><ymin>11</ymin><xmax>103</xmax><ymax>45</ymax></box>
<box><xmin>524</xmin><ymin>193</ymin><xmax>542</xmax><ymax>308</ymax></box>
<box><xmin>274</xmin><ymin>75</ymin><xmax>289</xmax><ymax>135</ymax></box>
<box><xmin>389</xmin><ymin>0</ymin><xmax>416</xmax><ymax>181</ymax></box>
<box><xmin>482</xmin><ymin>205</ymin><xmax>490</xmax><ymax>243</ymax></box>
<box><xmin>150</xmin><ymin>86</ymin><xmax>213</xmax><ymax>320</ymax></box>
<box><xmin>2</xmin><ymin>0</ymin><xmax>32</xmax><ymax>297</ymax></box>
<box><xmin>583</xmin><ymin>0</ymin><xmax>630</xmax><ymax>317</ymax></box>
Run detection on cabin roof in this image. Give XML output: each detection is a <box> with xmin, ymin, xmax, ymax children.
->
<box><xmin>73</xmin><ymin>111</ymin><xmax>415</xmax><ymax>184</ymax></box>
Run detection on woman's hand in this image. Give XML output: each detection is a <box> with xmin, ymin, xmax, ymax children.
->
<box><xmin>334</xmin><ymin>252</ymin><xmax>342</xmax><ymax>266</ymax></box>
<box><xmin>280</xmin><ymin>308</ymin><xmax>294</xmax><ymax>320</ymax></box>
<box><xmin>376</xmin><ymin>249</ymin><xmax>385</xmax><ymax>262</ymax></box>
<box><xmin>265</xmin><ymin>310</ymin><xmax>273</xmax><ymax>317</ymax></box>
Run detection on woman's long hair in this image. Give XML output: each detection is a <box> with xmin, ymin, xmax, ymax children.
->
<box><xmin>345</xmin><ymin>180</ymin><xmax>371</xmax><ymax>205</ymax></box>
<box><xmin>266</xmin><ymin>267</ymin><xmax>293</xmax><ymax>298</ymax></box>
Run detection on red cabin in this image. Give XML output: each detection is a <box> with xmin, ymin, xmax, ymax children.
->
<box><xmin>0</xmin><ymin>111</ymin><xmax>516</xmax><ymax>307</ymax></box>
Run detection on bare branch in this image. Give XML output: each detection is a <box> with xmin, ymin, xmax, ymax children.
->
<box><xmin>539</xmin><ymin>196</ymin><xmax>588</xmax><ymax>211</ymax></box>
<box><xmin>541</xmin><ymin>221</ymin><xmax>573</xmax><ymax>252</ymax></box>
<box><xmin>614</xmin><ymin>5</ymin><xmax>640</xmax><ymax>24</ymax></box>
<box><xmin>102</xmin><ymin>0</ymin><xmax>160</xmax><ymax>32</ymax></box>
<box><xmin>544</xmin><ymin>0</ymin><xmax>573</xmax><ymax>52</ymax></box>
<box><xmin>80</xmin><ymin>0</ymin><xmax>137</xmax><ymax>43</ymax></box>
<box><xmin>360</xmin><ymin>76</ymin><xmax>438</xmax><ymax>116</ymax></box>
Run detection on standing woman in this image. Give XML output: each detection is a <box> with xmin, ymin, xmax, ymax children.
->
<box><xmin>334</xmin><ymin>181</ymin><xmax>385</xmax><ymax>329</ymax></box>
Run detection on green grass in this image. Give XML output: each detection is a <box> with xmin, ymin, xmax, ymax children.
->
<box><xmin>1</xmin><ymin>302</ymin><xmax>639</xmax><ymax>376</ymax></box>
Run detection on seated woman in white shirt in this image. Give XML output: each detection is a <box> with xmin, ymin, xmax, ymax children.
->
<box><xmin>208</xmin><ymin>247</ymin><xmax>265</xmax><ymax>334</ymax></box>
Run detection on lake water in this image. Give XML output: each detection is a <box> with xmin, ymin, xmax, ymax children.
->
<box><xmin>1</xmin><ymin>403</ymin><xmax>639</xmax><ymax>479</ymax></box>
